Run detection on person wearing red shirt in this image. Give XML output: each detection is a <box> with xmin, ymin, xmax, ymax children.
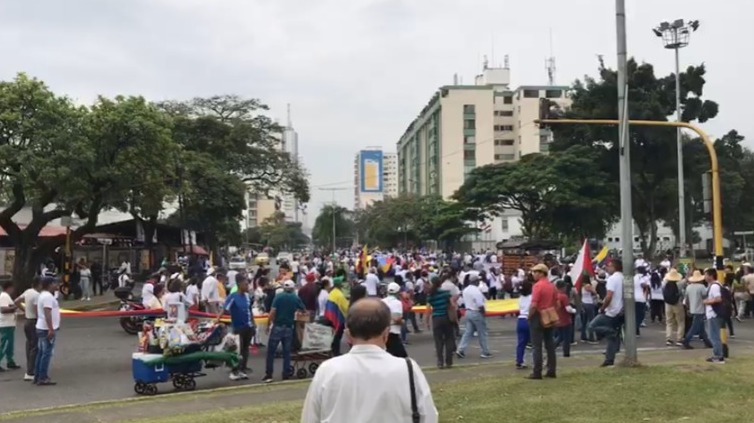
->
<box><xmin>527</xmin><ymin>263</ymin><xmax>558</xmax><ymax>380</ymax></box>
<box><xmin>554</xmin><ymin>280</ymin><xmax>573</xmax><ymax>358</ymax></box>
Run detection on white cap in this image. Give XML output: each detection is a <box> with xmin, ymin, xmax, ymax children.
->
<box><xmin>283</xmin><ymin>280</ymin><xmax>296</xmax><ymax>290</ymax></box>
<box><xmin>387</xmin><ymin>282</ymin><xmax>401</xmax><ymax>294</ymax></box>
<box><xmin>206</xmin><ymin>267</ymin><xmax>215</xmax><ymax>276</ymax></box>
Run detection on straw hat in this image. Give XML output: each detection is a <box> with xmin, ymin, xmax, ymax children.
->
<box><xmin>687</xmin><ymin>269</ymin><xmax>705</xmax><ymax>283</ymax></box>
<box><xmin>531</xmin><ymin>263</ymin><xmax>549</xmax><ymax>274</ymax></box>
<box><xmin>664</xmin><ymin>268</ymin><xmax>682</xmax><ymax>282</ymax></box>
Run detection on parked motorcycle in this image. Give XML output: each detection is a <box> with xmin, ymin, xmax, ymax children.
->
<box><xmin>114</xmin><ymin>287</ymin><xmax>145</xmax><ymax>335</ymax></box>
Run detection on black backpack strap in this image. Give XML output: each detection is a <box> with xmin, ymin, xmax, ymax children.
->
<box><xmin>405</xmin><ymin>357</ymin><xmax>421</xmax><ymax>423</ymax></box>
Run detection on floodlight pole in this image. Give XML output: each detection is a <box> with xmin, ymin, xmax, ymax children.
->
<box><xmin>615</xmin><ymin>0</ymin><xmax>637</xmax><ymax>365</ymax></box>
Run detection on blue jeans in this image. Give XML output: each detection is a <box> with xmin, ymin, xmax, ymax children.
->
<box><xmin>34</xmin><ymin>330</ymin><xmax>56</xmax><ymax>382</ymax></box>
<box><xmin>580</xmin><ymin>304</ymin><xmax>596</xmax><ymax>341</ymax></box>
<box><xmin>682</xmin><ymin>314</ymin><xmax>709</xmax><ymax>345</ymax></box>
<box><xmin>265</xmin><ymin>326</ymin><xmax>293</xmax><ymax>378</ymax></box>
<box><xmin>458</xmin><ymin>310</ymin><xmax>489</xmax><ymax>355</ymax></box>
<box><xmin>515</xmin><ymin>318</ymin><xmax>530</xmax><ymax>365</ymax></box>
<box><xmin>556</xmin><ymin>325</ymin><xmax>572</xmax><ymax>357</ymax></box>
<box><xmin>635</xmin><ymin>302</ymin><xmax>646</xmax><ymax>335</ymax></box>
<box><xmin>707</xmin><ymin>317</ymin><xmax>724</xmax><ymax>359</ymax></box>
<box><xmin>589</xmin><ymin>314</ymin><xmax>623</xmax><ymax>363</ymax></box>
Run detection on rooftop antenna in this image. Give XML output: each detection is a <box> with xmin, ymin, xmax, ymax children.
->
<box><xmin>491</xmin><ymin>33</ymin><xmax>495</xmax><ymax>67</ymax></box>
<box><xmin>504</xmin><ymin>54</ymin><xmax>510</xmax><ymax>69</ymax></box>
<box><xmin>286</xmin><ymin>103</ymin><xmax>292</xmax><ymax>128</ymax></box>
<box><xmin>545</xmin><ymin>28</ymin><xmax>556</xmax><ymax>85</ymax></box>
<box><xmin>453</xmin><ymin>73</ymin><xmax>458</xmax><ymax>85</ymax></box>
<box><xmin>483</xmin><ymin>54</ymin><xmax>489</xmax><ymax>70</ymax></box>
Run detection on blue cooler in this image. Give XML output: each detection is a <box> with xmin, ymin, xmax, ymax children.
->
<box><xmin>132</xmin><ymin>353</ymin><xmax>169</xmax><ymax>384</ymax></box>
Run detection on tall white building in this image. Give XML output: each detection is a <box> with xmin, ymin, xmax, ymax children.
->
<box><xmin>280</xmin><ymin>104</ymin><xmax>304</xmax><ymax>224</ymax></box>
<box><xmin>396</xmin><ymin>63</ymin><xmax>570</xmax><ymax>199</ymax></box>
<box><xmin>353</xmin><ymin>149</ymin><xmax>398</xmax><ymax>209</ymax></box>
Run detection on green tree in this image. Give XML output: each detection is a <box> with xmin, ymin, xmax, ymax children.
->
<box><xmin>312</xmin><ymin>205</ymin><xmax>354</xmax><ymax>250</ymax></box>
<box><xmin>258</xmin><ymin>211</ymin><xmax>309</xmax><ymax>250</ymax></box>
<box><xmin>0</xmin><ymin>75</ymin><xmax>176</xmax><ymax>287</ymax></box>
<box><xmin>453</xmin><ymin>146</ymin><xmax>615</xmax><ymax>241</ymax></box>
<box><xmin>550</xmin><ymin>59</ymin><xmax>718</xmax><ymax>258</ymax></box>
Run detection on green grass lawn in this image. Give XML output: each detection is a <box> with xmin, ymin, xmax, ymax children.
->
<box><xmin>130</xmin><ymin>357</ymin><xmax>754</xmax><ymax>423</ymax></box>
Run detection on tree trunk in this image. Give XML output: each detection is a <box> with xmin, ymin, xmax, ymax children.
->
<box><xmin>12</xmin><ymin>235</ymin><xmax>44</xmax><ymax>291</ymax></box>
<box><xmin>142</xmin><ymin>216</ymin><xmax>158</xmax><ymax>270</ymax></box>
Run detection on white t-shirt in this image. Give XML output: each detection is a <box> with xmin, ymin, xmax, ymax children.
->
<box><xmin>364</xmin><ymin>273</ymin><xmax>380</xmax><ymax>296</ymax></box>
<box><xmin>317</xmin><ymin>289</ymin><xmax>329</xmax><ymax>317</ymax></box>
<box><xmin>185</xmin><ymin>284</ymin><xmax>199</xmax><ymax>306</ymax></box>
<box><xmin>201</xmin><ymin>276</ymin><xmax>220</xmax><ymax>303</ymax></box>
<box><xmin>441</xmin><ymin>280</ymin><xmax>460</xmax><ymax>297</ymax></box>
<box><xmin>605</xmin><ymin>272</ymin><xmax>624</xmax><ymax>318</ymax></box>
<box><xmin>581</xmin><ymin>285</ymin><xmax>594</xmax><ymax>305</ymax></box>
<box><xmin>633</xmin><ymin>274</ymin><xmax>649</xmax><ymax>303</ymax></box>
<box><xmin>36</xmin><ymin>291</ymin><xmax>61</xmax><ymax>331</ymax></box>
<box><xmin>518</xmin><ymin>294</ymin><xmax>532</xmax><ymax>319</ymax></box>
<box><xmin>381</xmin><ymin>296</ymin><xmax>403</xmax><ymax>335</ymax></box>
<box><xmin>650</xmin><ymin>281</ymin><xmax>664</xmax><ymax>302</ymax></box>
<box><xmin>22</xmin><ymin>288</ymin><xmax>40</xmax><ymax>319</ymax></box>
<box><xmin>705</xmin><ymin>283</ymin><xmax>722</xmax><ymax>319</ymax></box>
<box><xmin>462</xmin><ymin>285</ymin><xmax>486</xmax><ymax>312</ymax></box>
<box><xmin>0</xmin><ymin>291</ymin><xmax>16</xmax><ymax>327</ymax></box>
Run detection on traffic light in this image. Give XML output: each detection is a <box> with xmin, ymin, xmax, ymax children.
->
<box><xmin>537</xmin><ymin>98</ymin><xmax>562</xmax><ymax>127</ymax></box>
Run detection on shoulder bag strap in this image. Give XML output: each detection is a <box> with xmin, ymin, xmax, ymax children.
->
<box><xmin>405</xmin><ymin>357</ymin><xmax>421</xmax><ymax>423</ymax></box>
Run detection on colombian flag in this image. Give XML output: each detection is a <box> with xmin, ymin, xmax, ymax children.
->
<box><xmin>592</xmin><ymin>246</ymin><xmax>609</xmax><ymax>267</ymax></box>
<box><xmin>381</xmin><ymin>256</ymin><xmax>395</xmax><ymax>273</ymax></box>
<box><xmin>324</xmin><ymin>287</ymin><xmax>349</xmax><ymax>332</ymax></box>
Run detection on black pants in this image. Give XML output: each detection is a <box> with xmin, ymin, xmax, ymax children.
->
<box><xmin>386</xmin><ymin>333</ymin><xmax>408</xmax><ymax>358</ymax></box>
<box><xmin>650</xmin><ymin>300</ymin><xmax>664</xmax><ymax>322</ymax></box>
<box><xmin>432</xmin><ymin>315</ymin><xmax>456</xmax><ymax>367</ymax></box>
<box><xmin>488</xmin><ymin>287</ymin><xmax>498</xmax><ymax>300</ymax></box>
<box><xmin>24</xmin><ymin>319</ymin><xmax>38</xmax><ymax>375</ymax></box>
<box><xmin>530</xmin><ymin>318</ymin><xmax>556</xmax><ymax>377</ymax></box>
<box><xmin>233</xmin><ymin>326</ymin><xmax>254</xmax><ymax>372</ymax></box>
<box><xmin>331</xmin><ymin>326</ymin><xmax>344</xmax><ymax>356</ymax></box>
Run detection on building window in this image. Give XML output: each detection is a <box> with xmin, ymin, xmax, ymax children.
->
<box><xmin>495</xmin><ymin>139</ymin><xmax>515</xmax><ymax>146</ymax></box>
<box><xmin>464</xmin><ymin>150</ymin><xmax>475</xmax><ymax>160</ymax></box>
<box><xmin>614</xmin><ymin>237</ymin><xmax>620</xmax><ymax>243</ymax></box>
<box><xmin>545</xmin><ymin>89</ymin><xmax>563</xmax><ymax>98</ymax></box>
<box><xmin>464</xmin><ymin>135</ymin><xmax>476</xmax><ymax>144</ymax></box>
<box><xmin>464</xmin><ymin>119</ymin><xmax>475</xmax><ymax>130</ymax></box>
<box><xmin>501</xmin><ymin>219</ymin><xmax>509</xmax><ymax>232</ymax></box>
<box><xmin>503</xmin><ymin>96</ymin><xmax>513</xmax><ymax>104</ymax></box>
<box><xmin>494</xmin><ymin>125</ymin><xmax>513</xmax><ymax>131</ymax></box>
<box><xmin>463</xmin><ymin>104</ymin><xmax>476</xmax><ymax>114</ymax></box>
<box><xmin>494</xmin><ymin>153</ymin><xmax>515</xmax><ymax>161</ymax></box>
<box><xmin>523</xmin><ymin>89</ymin><xmax>539</xmax><ymax>98</ymax></box>
<box><xmin>540</xmin><ymin>135</ymin><xmax>549</xmax><ymax>143</ymax></box>
<box><xmin>494</xmin><ymin>110</ymin><xmax>513</xmax><ymax>117</ymax></box>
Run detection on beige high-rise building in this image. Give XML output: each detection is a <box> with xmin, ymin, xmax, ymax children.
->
<box><xmin>353</xmin><ymin>149</ymin><xmax>398</xmax><ymax>209</ymax></box>
<box><xmin>397</xmin><ymin>65</ymin><xmax>570</xmax><ymax>200</ymax></box>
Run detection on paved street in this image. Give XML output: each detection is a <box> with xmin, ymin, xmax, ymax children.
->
<box><xmin>3</xmin><ymin>310</ymin><xmax>754</xmax><ymax>414</ymax></box>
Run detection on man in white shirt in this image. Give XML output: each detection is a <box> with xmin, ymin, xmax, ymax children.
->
<box><xmin>382</xmin><ymin>282</ymin><xmax>407</xmax><ymax>358</ymax></box>
<box><xmin>702</xmin><ymin>268</ymin><xmax>725</xmax><ymax>363</ymax></box>
<box><xmin>363</xmin><ymin>268</ymin><xmax>380</xmax><ymax>297</ymax></box>
<box><xmin>0</xmin><ymin>281</ymin><xmax>20</xmax><ymax>371</ymax></box>
<box><xmin>301</xmin><ymin>298</ymin><xmax>438</xmax><ymax>423</ymax></box>
<box><xmin>201</xmin><ymin>268</ymin><xmax>221</xmax><ymax>314</ymax></box>
<box><xmin>16</xmin><ymin>278</ymin><xmax>41</xmax><ymax>380</ymax></box>
<box><xmin>455</xmin><ymin>275</ymin><xmax>492</xmax><ymax>359</ymax></box>
<box><xmin>35</xmin><ymin>277</ymin><xmax>61</xmax><ymax>385</ymax></box>
<box><xmin>589</xmin><ymin>260</ymin><xmax>625</xmax><ymax>367</ymax></box>
<box><xmin>633</xmin><ymin>267</ymin><xmax>650</xmax><ymax>336</ymax></box>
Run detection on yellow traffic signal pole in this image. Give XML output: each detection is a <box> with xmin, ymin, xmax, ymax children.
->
<box><xmin>537</xmin><ymin>118</ymin><xmax>728</xmax><ymax>357</ymax></box>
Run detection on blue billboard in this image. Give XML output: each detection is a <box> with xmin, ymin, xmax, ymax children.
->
<box><xmin>360</xmin><ymin>150</ymin><xmax>383</xmax><ymax>193</ymax></box>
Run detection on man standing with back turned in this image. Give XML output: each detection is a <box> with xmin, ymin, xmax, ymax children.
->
<box><xmin>527</xmin><ymin>263</ymin><xmax>558</xmax><ymax>380</ymax></box>
<box><xmin>301</xmin><ymin>298</ymin><xmax>437</xmax><ymax>423</ymax></box>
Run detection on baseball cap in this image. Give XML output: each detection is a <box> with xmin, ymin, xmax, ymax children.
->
<box><xmin>283</xmin><ymin>280</ymin><xmax>296</xmax><ymax>290</ymax></box>
<box><xmin>387</xmin><ymin>282</ymin><xmax>401</xmax><ymax>294</ymax></box>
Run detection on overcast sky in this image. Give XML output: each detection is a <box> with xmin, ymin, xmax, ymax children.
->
<box><xmin>1</xmin><ymin>0</ymin><xmax>750</xmax><ymax>226</ymax></box>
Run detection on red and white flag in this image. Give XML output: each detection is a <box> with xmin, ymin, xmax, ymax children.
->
<box><xmin>568</xmin><ymin>239</ymin><xmax>595</xmax><ymax>291</ymax></box>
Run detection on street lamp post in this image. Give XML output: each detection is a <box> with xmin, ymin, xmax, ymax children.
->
<box><xmin>653</xmin><ymin>19</ymin><xmax>700</xmax><ymax>259</ymax></box>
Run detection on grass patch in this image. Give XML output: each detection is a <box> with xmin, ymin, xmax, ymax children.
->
<box><xmin>127</xmin><ymin>357</ymin><xmax>754</xmax><ymax>423</ymax></box>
